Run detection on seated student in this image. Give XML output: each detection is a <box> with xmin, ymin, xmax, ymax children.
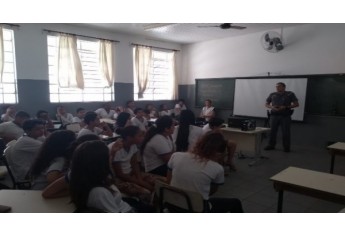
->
<box><xmin>56</xmin><ymin>105</ymin><xmax>74</xmax><ymax>126</ymax></box>
<box><xmin>0</xmin><ymin>111</ymin><xmax>30</xmax><ymax>144</ymax></box>
<box><xmin>172</xmin><ymin>110</ymin><xmax>203</xmax><ymax>152</ymax></box>
<box><xmin>131</xmin><ymin>108</ymin><xmax>148</xmax><ymax>133</ymax></box>
<box><xmin>200</xmin><ymin>99</ymin><xmax>215</xmax><ymax>122</ymax></box>
<box><xmin>110</xmin><ymin>126</ymin><xmax>162</xmax><ymax>202</ymax></box>
<box><xmin>1</xmin><ymin>105</ymin><xmax>16</xmax><ymax>122</ymax></box>
<box><xmin>174</xmin><ymin>99</ymin><xmax>187</xmax><ymax>118</ymax></box>
<box><xmin>70</xmin><ymin>140</ymin><xmax>133</xmax><ymax>213</ymax></box>
<box><xmin>95</xmin><ymin>102</ymin><xmax>115</xmax><ymax>119</ymax></box>
<box><xmin>145</xmin><ymin>104</ymin><xmax>158</xmax><ymax>119</ymax></box>
<box><xmin>72</xmin><ymin>108</ymin><xmax>86</xmax><ymax>126</ymax></box>
<box><xmin>10</xmin><ymin>119</ymin><xmax>45</xmax><ymax>182</ymax></box>
<box><xmin>113</xmin><ymin>106</ymin><xmax>124</xmax><ymax>120</ymax></box>
<box><xmin>203</xmin><ymin>117</ymin><xmax>237</xmax><ymax>171</ymax></box>
<box><xmin>125</xmin><ymin>101</ymin><xmax>136</xmax><ymax>118</ymax></box>
<box><xmin>36</xmin><ymin>110</ymin><xmax>54</xmax><ymax>130</ymax></box>
<box><xmin>114</xmin><ymin>112</ymin><xmax>131</xmax><ymax>134</ymax></box>
<box><xmin>77</xmin><ymin>111</ymin><xmax>113</xmax><ymax>139</ymax></box>
<box><xmin>141</xmin><ymin>116</ymin><xmax>175</xmax><ymax>177</ymax></box>
<box><xmin>29</xmin><ymin>130</ymin><xmax>76</xmax><ymax>190</ymax></box>
<box><xmin>167</xmin><ymin>132</ymin><xmax>244</xmax><ymax>213</ymax></box>
<box><xmin>159</xmin><ymin>104</ymin><xmax>172</xmax><ymax>117</ymax></box>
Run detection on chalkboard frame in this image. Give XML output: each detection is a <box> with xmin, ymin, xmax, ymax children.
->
<box><xmin>195</xmin><ymin>73</ymin><xmax>345</xmax><ymax>117</ymax></box>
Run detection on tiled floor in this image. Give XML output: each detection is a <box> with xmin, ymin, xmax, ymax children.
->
<box><xmin>213</xmin><ymin>144</ymin><xmax>345</xmax><ymax>213</ymax></box>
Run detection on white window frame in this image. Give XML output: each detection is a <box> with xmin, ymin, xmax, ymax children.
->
<box><xmin>0</xmin><ymin>28</ymin><xmax>18</xmax><ymax>104</ymax></box>
<box><xmin>47</xmin><ymin>35</ymin><xmax>114</xmax><ymax>103</ymax></box>
<box><xmin>133</xmin><ymin>49</ymin><xmax>175</xmax><ymax>101</ymax></box>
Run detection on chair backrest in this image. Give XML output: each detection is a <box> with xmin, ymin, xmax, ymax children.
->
<box><xmin>65</xmin><ymin>123</ymin><xmax>81</xmax><ymax>133</ymax></box>
<box><xmin>155</xmin><ymin>180</ymin><xmax>206</xmax><ymax>213</ymax></box>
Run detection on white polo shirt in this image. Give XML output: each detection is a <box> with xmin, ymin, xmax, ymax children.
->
<box><xmin>77</xmin><ymin>127</ymin><xmax>103</xmax><ymax>138</ymax></box>
<box><xmin>131</xmin><ymin>116</ymin><xmax>148</xmax><ymax>132</ymax></box>
<box><xmin>109</xmin><ymin>142</ymin><xmax>138</xmax><ymax>174</ymax></box>
<box><xmin>0</xmin><ymin>121</ymin><xmax>24</xmax><ymax>140</ymax></box>
<box><xmin>95</xmin><ymin>108</ymin><xmax>116</xmax><ymax>119</ymax></box>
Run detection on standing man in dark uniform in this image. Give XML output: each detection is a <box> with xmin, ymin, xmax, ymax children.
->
<box><xmin>265</xmin><ymin>82</ymin><xmax>299</xmax><ymax>152</ymax></box>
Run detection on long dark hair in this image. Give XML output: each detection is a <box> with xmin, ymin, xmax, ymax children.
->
<box><xmin>115</xmin><ymin>112</ymin><xmax>131</xmax><ymax>131</ymax></box>
<box><xmin>175</xmin><ymin>110</ymin><xmax>195</xmax><ymax>152</ymax></box>
<box><xmin>70</xmin><ymin>140</ymin><xmax>112</xmax><ymax>210</ymax></box>
<box><xmin>30</xmin><ymin>130</ymin><xmax>76</xmax><ymax>178</ymax></box>
<box><xmin>140</xmin><ymin>116</ymin><xmax>173</xmax><ymax>154</ymax></box>
<box><xmin>191</xmin><ymin>132</ymin><xmax>226</xmax><ymax>162</ymax></box>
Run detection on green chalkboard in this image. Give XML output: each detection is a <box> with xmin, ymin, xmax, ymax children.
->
<box><xmin>306</xmin><ymin>75</ymin><xmax>345</xmax><ymax>116</ymax></box>
<box><xmin>195</xmin><ymin>78</ymin><xmax>235</xmax><ymax>109</ymax></box>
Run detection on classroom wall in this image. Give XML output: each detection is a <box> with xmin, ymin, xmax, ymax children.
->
<box><xmin>11</xmin><ymin>23</ymin><xmax>182</xmax><ymax>116</ymax></box>
<box><xmin>179</xmin><ymin>23</ymin><xmax>345</xmax><ymax>147</ymax></box>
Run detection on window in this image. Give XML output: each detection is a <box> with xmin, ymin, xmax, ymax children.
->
<box><xmin>47</xmin><ymin>35</ymin><xmax>114</xmax><ymax>103</ymax></box>
<box><xmin>0</xmin><ymin>28</ymin><xmax>18</xmax><ymax>104</ymax></box>
<box><xmin>133</xmin><ymin>49</ymin><xmax>175</xmax><ymax>100</ymax></box>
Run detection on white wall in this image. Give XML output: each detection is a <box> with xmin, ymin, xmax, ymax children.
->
<box><xmin>181</xmin><ymin>24</ymin><xmax>345</xmax><ymax>84</ymax></box>
<box><xmin>14</xmin><ymin>23</ymin><xmax>182</xmax><ymax>83</ymax></box>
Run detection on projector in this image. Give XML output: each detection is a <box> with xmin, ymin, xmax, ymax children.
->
<box><xmin>228</xmin><ymin>117</ymin><xmax>256</xmax><ymax>131</ymax></box>
<box><xmin>241</xmin><ymin>120</ymin><xmax>256</xmax><ymax>131</ymax></box>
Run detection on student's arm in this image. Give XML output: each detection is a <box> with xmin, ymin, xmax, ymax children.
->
<box><xmin>46</xmin><ymin>170</ymin><xmax>64</xmax><ymax>185</ymax></box>
<box><xmin>99</xmin><ymin>122</ymin><xmax>113</xmax><ymax>137</ymax></box>
<box><xmin>42</xmin><ymin>176</ymin><xmax>69</xmax><ymax>199</ymax></box>
<box><xmin>159</xmin><ymin>152</ymin><xmax>173</xmax><ymax>163</ymax></box>
<box><xmin>166</xmin><ymin>169</ymin><xmax>172</xmax><ymax>184</ymax></box>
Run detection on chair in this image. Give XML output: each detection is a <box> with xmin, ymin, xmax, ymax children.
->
<box><xmin>1</xmin><ymin>140</ymin><xmax>31</xmax><ymax>189</ymax></box>
<box><xmin>155</xmin><ymin>180</ymin><xmax>207</xmax><ymax>213</ymax></box>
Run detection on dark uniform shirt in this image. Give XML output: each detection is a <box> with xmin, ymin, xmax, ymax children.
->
<box><xmin>266</xmin><ymin>91</ymin><xmax>298</xmax><ymax>116</ymax></box>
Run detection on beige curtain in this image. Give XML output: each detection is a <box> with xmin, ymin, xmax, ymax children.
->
<box><xmin>57</xmin><ymin>34</ymin><xmax>84</xmax><ymax>89</ymax></box>
<box><xmin>99</xmin><ymin>40</ymin><xmax>115</xmax><ymax>87</ymax></box>
<box><xmin>135</xmin><ymin>45</ymin><xmax>152</xmax><ymax>98</ymax></box>
<box><xmin>171</xmin><ymin>51</ymin><xmax>178</xmax><ymax>100</ymax></box>
<box><xmin>0</xmin><ymin>27</ymin><xmax>4</xmax><ymax>82</ymax></box>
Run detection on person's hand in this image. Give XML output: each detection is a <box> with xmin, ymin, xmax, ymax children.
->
<box><xmin>99</xmin><ymin>121</ymin><xmax>107</xmax><ymax>128</ymax></box>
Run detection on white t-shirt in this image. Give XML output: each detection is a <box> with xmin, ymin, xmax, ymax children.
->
<box><xmin>125</xmin><ymin>108</ymin><xmax>135</xmax><ymax>118</ymax></box>
<box><xmin>131</xmin><ymin>117</ymin><xmax>148</xmax><ymax>132</ymax></box>
<box><xmin>87</xmin><ymin>185</ymin><xmax>132</xmax><ymax>213</ymax></box>
<box><xmin>143</xmin><ymin>134</ymin><xmax>175</xmax><ymax>172</ymax></box>
<box><xmin>168</xmin><ymin>152</ymin><xmax>224</xmax><ymax>200</ymax></box>
<box><xmin>159</xmin><ymin>110</ymin><xmax>172</xmax><ymax>117</ymax></box>
<box><xmin>109</xmin><ymin>142</ymin><xmax>138</xmax><ymax>175</ymax></box>
<box><xmin>72</xmin><ymin>116</ymin><xmax>82</xmax><ymax>123</ymax></box>
<box><xmin>57</xmin><ymin>113</ymin><xmax>74</xmax><ymax>125</ymax></box>
<box><xmin>172</xmin><ymin>125</ymin><xmax>203</xmax><ymax>151</ymax></box>
<box><xmin>174</xmin><ymin>104</ymin><xmax>187</xmax><ymax>116</ymax></box>
<box><xmin>95</xmin><ymin>108</ymin><xmax>116</xmax><ymax>119</ymax></box>
<box><xmin>10</xmin><ymin>136</ymin><xmax>43</xmax><ymax>181</ymax></box>
<box><xmin>200</xmin><ymin>106</ymin><xmax>215</xmax><ymax>121</ymax></box>
<box><xmin>0</xmin><ymin>121</ymin><xmax>24</xmax><ymax>140</ymax></box>
<box><xmin>1</xmin><ymin>114</ymin><xmax>15</xmax><ymax>122</ymax></box>
<box><xmin>77</xmin><ymin>127</ymin><xmax>103</xmax><ymax>138</ymax></box>
<box><xmin>31</xmin><ymin>157</ymin><xmax>66</xmax><ymax>190</ymax></box>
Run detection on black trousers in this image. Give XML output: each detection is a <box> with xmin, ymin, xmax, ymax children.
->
<box><xmin>268</xmin><ymin>115</ymin><xmax>291</xmax><ymax>149</ymax></box>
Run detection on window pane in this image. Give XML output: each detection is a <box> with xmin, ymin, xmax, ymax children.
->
<box><xmin>3</xmin><ymin>84</ymin><xmax>15</xmax><ymax>93</ymax></box>
<box><xmin>3</xmin><ymin>94</ymin><xmax>16</xmax><ymax>103</ymax></box>
<box><xmin>50</xmin><ymin>94</ymin><xmax>59</xmax><ymax>103</ymax></box>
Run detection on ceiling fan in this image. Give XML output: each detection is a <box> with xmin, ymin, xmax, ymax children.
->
<box><xmin>198</xmin><ymin>23</ymin><xmax>246</xmax><ymax>30</ymax></box>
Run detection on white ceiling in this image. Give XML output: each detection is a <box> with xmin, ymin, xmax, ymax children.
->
<box><xmin>75</xmin><ymin>23</ymin><xmax>304</xmax><ymax>44</ymax></box>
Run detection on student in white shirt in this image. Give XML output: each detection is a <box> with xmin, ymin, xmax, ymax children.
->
<box><xmin>36</xmin><ymin>110</ymin><xmax>54</xmax><ymax>130</ymax></box>
<box><xmin>77</xmin><ymin>111</ymin><xmax>113</xmax><ymax>139</ymax></box>
<box><xmin>200</xmin><ymin>99</ymin><xmax>215</xmax><ymax>122</ymax></box>
<box><xmin>172</xmin><ymin>109</ymin><xmax>203</xmax><ymax>152</ymax></box>
<box><xmin>0</xmin><ymin>111</ymin><xmax>30</xmax><ymax>143</ymax></box>
<box><xmin>174</xmin><ymin>99</ymin><xmax>187</xmax><ymax>118</ymax></box>
<box><xmin>159</xmin><ymin>104</ymin><xmax>172</xmax><ymax>117</ymax></box>
<box><xmin>113</xmin><ymin>106</ymin><xmax>124</xmax><ymax>120</ymax></box>
<box><xmin>167</xmin><ymin>132</ymin><xmax>244</xmax><ymax>213</ymax></box>
<box><xmin>72</xmin><ymin>108</ymin><xmax>86</xmax><ymax>125</ymax></box>
<box><xmin>141</xmin><ymin>116</ymin><xmax>175</xmax><ymax>176</ymax></box>
<box><xmin>95</xmin><ymin>103</ymin><xmax>115</xmax><ymax>119</ymax></box>
<box><xmin>145</xmin><ymin>104</ymin><xmax>158</xmax><ymax>118</ymax></box>
<box><xmin>114</xmin><ymin>112</ymin><xmax>132</xmax><ymax>134</ymax></box>
<box><xmin>56</xmin><ymin>105</ymin><xmax>74</xmax><ymax>126</ymax></box>
<box><xmin>125</xmin><ymin>101</ymin><xmax>136</xmax><ymax>118</ymax></box>
<box><xmin>10</xmin><ymin>119</ymin><xmax>45</xmax><ymax>181</ymax></box>
<box><xmin>1</xmin><ymin>105</ymin><xmax>16</xmax><ymax>122</ymax></box>
<box><xmin>70</xmin><ymin>140</ymin><xmax>133</xmax><ymax>213</ymax></box>
<box><xmin>131</xmin><ymin>108</ymin><xmax>148</xmax><ymax>132</ymax></box>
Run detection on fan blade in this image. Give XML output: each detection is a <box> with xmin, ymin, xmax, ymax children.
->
<box><xmin>230</xmin><ymin>25</ymin><xmax>246</xmax><ymax>30</ymax></box>
<box><xmin>143</xmin><ymin>23</ymin><xmax>176</xmax><ymax>31</ymax></box>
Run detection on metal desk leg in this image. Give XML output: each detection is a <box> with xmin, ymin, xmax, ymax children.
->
<box><xmin>277</xmin><ymin>190</ymin><xmax>284</xmax><ymax>213</ymax></box>
<box><xmin>330</xmin><ymin>153</ymin><xmax>335</xmax><ymax>174</ymax></box>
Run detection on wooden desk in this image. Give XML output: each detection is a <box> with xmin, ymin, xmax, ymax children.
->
<box><xmin>270</xmin><ymin>167</ymin><xmax>345</xmax><ymax>213</ymax></box>
<box><xmin>0</xmin><ymin>190</ymin><xmax>74</xmax><ymax>213</ymax></box>
<box><xmin>221</xmin><ymin>127</ymin><xmax>270</xmax><ymax>164</ymax></box>
<box><xmin>327</xmin><ymin>142</ymin><xmax>345</xmax><ymax>174</ymax></box>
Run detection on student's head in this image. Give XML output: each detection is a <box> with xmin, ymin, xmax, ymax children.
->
<box><xmin>208</xmin><ymin>117</ymin><xmax>224</xmax><ymax>130</ymax></box>
<box><xmin>159</xmin><ymin>104</ymin><xmax>168</xmax><ymax>111</ymax></box>
<box><xmin>178</xmin><ymin>99</ymin><xmax>185</xmax><ymax>106</ymax></box>
<box><xmin>67</xmin><ymin>134</ymin><xmax>101</xmax><ymax>160</ymax></box>
<box><xmin>204</xmin><ymin>99</ymin><xmax>212</xmax><ymax>107</ymax></box>
<box><xmin>36</xmin><ymin>110</ymin><xmax>49</xmax><ymax>120</ymax></box>
<box><xmin>143</xmin><ymin>109</ymin><xmax>150</xmax><ymax>119</ymax></box>
<box><xmin>192</xmin><ymin>132</ymin><xmax>227</xmax><ymax>160</ymax></box>
<box><xmin>30</xmin><ymin>130</ymin><xmax>76</xmax><ymax>178</ymax></box>
<box><xmin>116</xmin><ymin>112</ymin><xmax>131</xmax><ymax>128</ymax></box>
<box><xmin>103</xmin><ymin>103</ymin><xmax>111</xmax><ymax>111</ymax></box>
<box><xmin>145</xmin><ymin>104</ymin><xmax>155</xmax><ymax>111</ymax></box>
<box><xmin>76</xmin><ymin>108</ymin><xmax>86</xmax><ymax>118</ymax></box>
<box><xmin>276</xmin><ymin>82</ymin><xmax>286</xmax><ymax>93</ymax></box>
<box><xmin>70</xmin><ymin>140</ymin><xmax>112</xmax><ymax>210</ymax></box>
<box><xmin>5</xmin><ymin>105</ymin><xmax>15</xmax><ymax>115</ymax></box>
<box><xmin>117</xmin><ymin>125</ymin><xmax>144</xmax><ymax>145</ymax></box>
<box><xmin>115</xmin><ymin>106</ymin><xmax>123</xmax><ymax>113</ymax></box>
<box><xmin>23</xmin><ymin>119</ymin><xmax>45</xmax><ymax>139</ymax></box>
<box><xmin>57</xmin><ymin>105</ymin><xmax>66</xmax><ymax>115</ymax></box>
<box><xmin>179</xmin><ymin>110</ymin><xmax>195</xmax><ymax>126</ymax></box>
<box><xmin>14</xmin><ymin>111</ymin><xmax>30</xmax><ymax>126</ymax></box>
<box><xmin>134</xmin><ymin>108</ymin><xmax>144</xmax><ymax>117</ymax></box>
<box><xmin>83</xmin><ymin>111</ymin><xmax>99</xmax><ymax>126</ymax></box>
<box><xmin>126</xmin><ymin>101</ymin><xmax>135</xmax><ymax>108</ymax></box>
